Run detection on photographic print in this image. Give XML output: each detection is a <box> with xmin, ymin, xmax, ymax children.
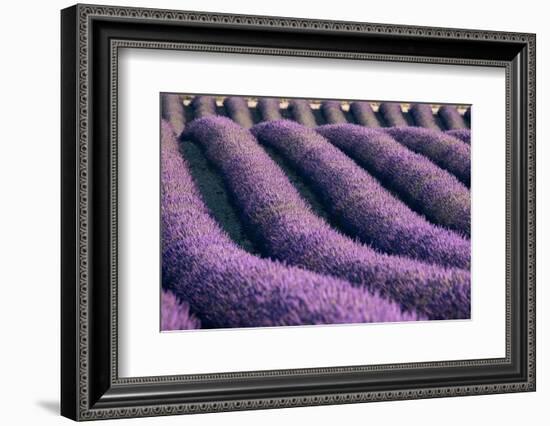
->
<box><xmin>160</xmin><ymin>94</ymin><xmax>472</xmax><ymax>331</ymax></box>
<box><xmin>61</xmin><ymin>6</ymin><xmax>535</xmax><ymax>418</ymax></box>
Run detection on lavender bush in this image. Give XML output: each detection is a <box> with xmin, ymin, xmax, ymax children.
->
<box><xmin>409</xmin><ymin>103</ymin><xmax>439</xmax><ymax>130</ymax></box>
<box><xmin>191</xmin><ymin>95</ymin><xmax>217</xmax><ymax>119</ymax></box>
<box><xmin>379</xmin><ymin>102</ymin><xmax>408</xmax><ymax>127</ymax></box>
<box><xmin>321</xmin><ymin>100</ymin><xmax>348</xmax><ymax>124</ymax></box>
<box><xmin>257</xmin><ymin>97</ymin><xmax>282</xmax><ymax>121</ymax></box>
<box><xmin>386</xmin><ymin>126</ymin><xmax>471</xmax><ymax>187</ymax></box>
<box><xmin>223</xmin><ymin>96</ymin><xmax>254</xmax><ymax>128</ymax></box>
<box><xmin>350</xmin><ymin>101</ymin><xmax>382</xmax><ymax>128</ymax></box>
<box><xmin>252</xmin><ymin>120</ymin><xmax>470</xmax><ymax>269</ymax></box>
<box><xmin>438</xmin><ymin>105</ymin><xmax>467</xmax><ymax>130</ymax></box>
<box><xmin>288</xmin><ymin>99</ymin><xmax>317</xmax><ymax>127</ymax></box>
<box><xmin>183</xmin><ymin>116</ymin><xmax>470</xmax><ymax>319</ymax></box>
<box><xmin>317</xmin><ymin>124</ymin><xmax>470</xmax><ymax>236</ymax></box>
<box><xmin>161</xmin><ymin>94</ymin><xmax>186</xmax><ymax>136</ymax></box>
<box><xmin>161</xmin><ymin>290</ymin><xmax>201</xmax><ymax>331</ymax></box>
<box><xmin>446</xmin><ymin>129</ymin><xmax>471</xmax><ymax>145</ymax></box>
<box><xmin>163</xmin><ymin>119</ymin><xmax>417</xmax><ymax>327</ymax></box>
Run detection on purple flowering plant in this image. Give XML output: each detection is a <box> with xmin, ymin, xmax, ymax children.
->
<box><xmin>159</xmin><ymin>96</ymin><xmax>472</xmax><ymax>329</ymax></box>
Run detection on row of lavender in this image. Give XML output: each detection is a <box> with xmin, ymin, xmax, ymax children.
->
<box><xmin>161</xmin><ymin>94</ymin><xmax>471</xmax><ymax>330</ymax></box>
<box><xmin>166</xmin><ymin>94</ymin><xmax>471</xmax><ymax>134</ymax></box>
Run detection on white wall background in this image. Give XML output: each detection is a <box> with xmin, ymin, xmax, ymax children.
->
<box><xmin>0</xmin><ymin>0</ymin><xmax>546</xmax><ymax>424</ymax></box>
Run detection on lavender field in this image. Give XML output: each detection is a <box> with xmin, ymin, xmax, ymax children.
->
<box><xmin>160</xmin><ymin>94</ymin><xmax>472</xmax><ymax>331</ymax></box>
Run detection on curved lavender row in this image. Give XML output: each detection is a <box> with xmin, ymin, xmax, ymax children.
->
<box><xmin>409</xmin><ymin>103</ymin><xmax>439</xmax><ymax>130</ymax></box>
<box><xmin>288</xmin><ymin>99</ymin><xmax>317</xmax><ymax>127</ymax></box>
<box><xmin>183</xmin><ymin>116</ymin><xmax>470</xmax><ymax>319</ymax></box>
<box><xmin>164</xmin><ymin>120</ymin><xmax>416</xmax><ymax>326</ymax></box>
<box><xmin>191</xmin><ymin>95</ymin><xmax>217</xmax><ymax>119</ymax></box>
<box><xmin>161</xmin><ymin>94</ymin><xmax>186</xmax><ymax>136</ymax></box>
<box><xmin>317</xmin><ymin>124</ymin><xmax>470</xmax><ymax>236</ymax></box>
<box><xmin>438</xmin><ymin>105</ymin><xmax>467</xmax><ymax>130</ymax></box>
<box><xmin>446</xmin><ymin>129</ymin><xmax>471</xmax><ymax>145</ymax></box>
<box><xmin>386</xmin><ymin>126</ymin><xmax>471</xmax><ymax>187</ymax></box>
<box><xmin>350</xmin><ymin>102</ymin><xmax>381</xmax><ymax>128</ymax></box>
<box><xmin>252</xmin><ymin>120</ymin><xmax>470</xmax><ymax>269</ymax></box>
<box><xmin>223</xmin><ymin>96</ymin><xmax>254</xmax><ymax>128</ymax></box>
<box><xmin>257</xmin><ymin>97</ymin><xmax>282</xmax><ymax>121</ymax></box>
<box><xmin>161</xmin><ymin>290</ymin><xmax>201</xmax><ymax>331</ymax></box>
<box><xmin>321</xmin><ymin>100</ymin><xmax>348</xmax><ymax>124</ymax></box>
<box><xmin>379</xmin><ymin>102</ymin><xmax>408</xmax><ymax>127</ymax></box>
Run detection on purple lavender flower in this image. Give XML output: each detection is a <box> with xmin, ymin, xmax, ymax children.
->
<box><xmin>183</xmin><ymin>116</ymin><xmax>470</xmax><ymax>319</ymax></box>
<box><xmin>223</xmin><ymin>96</ymin><xmax>254</xmax><ymax>128</ymax></box>
<box><xmin>321</xmin><ymin>100</ymin><xmax>347</xmax><ymax>124</ymax></box>
<box><xmin>379</xmin><ymin>102</ymin><xmax>408</xmax><ymax>127</ymax></box>
<box><xmin>191</xmin><ymin>95</ymin><xmax>217</xmax><ymax>119</ymax></box>
<box><xmin>257</xmin><ymin>97</ymin><xmax>282</xmax><ymax>121</ymax></box>
<box><xmin>288</xmin><ymin>99</ymin><xmax>317</xmax><ymax>127</ymax></box>
<box><xmin>409</xmin><ymin>103</ymin><xmax>440</xmax><ymax>130</ymax></box>
<box><xmin>446</xmin><ymin>129</ymin><xmax>471</xmax><ymax>145</ymax></box>
<box><xmin>163</xmin><ymin>120</ymin><xmax>418</xmax><ymax>327</ymax></box>
<box><xmin>317</xmin><ymin>124</ymin><xmax>470</xmax><ymax>236</ymax></box>
<box><xmin>161</xmin><ymin>290</ymin><xmax>201</xmax><ymax>331</ymax></box>
<box><xmin>252</xmin><ymin>120</ymin><xmax>470</xmax><ymax>269</ymax></box>
<box><xmin>349</xmin><ymin>102</ymin><xmax>381</xmax><ymax>128</ymax></box>
<box><xmin>161</xmin><ymin>94</ymin><xmax>186</xmax><ymax>136</ymax></box>
<box><xmin>438</xmin><ymin>105</ymin><xmax>467</xmax><ymax>130</ymax></box>
<box><xmin>386</xmin><ymin>126</ymin><xmax>471</xmax><ymax>187</ymax></box>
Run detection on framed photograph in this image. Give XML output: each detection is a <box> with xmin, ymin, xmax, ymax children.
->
<box><xmin>61</xmin><ymin>3</ymin><xmax>536</xmax><ymax>421</ymax></box>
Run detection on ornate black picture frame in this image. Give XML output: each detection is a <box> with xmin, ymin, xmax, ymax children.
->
<box><xmin>61</xmin><ymin>3</ymin><xmax>536</xmax><ymax>421</ymax></box>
